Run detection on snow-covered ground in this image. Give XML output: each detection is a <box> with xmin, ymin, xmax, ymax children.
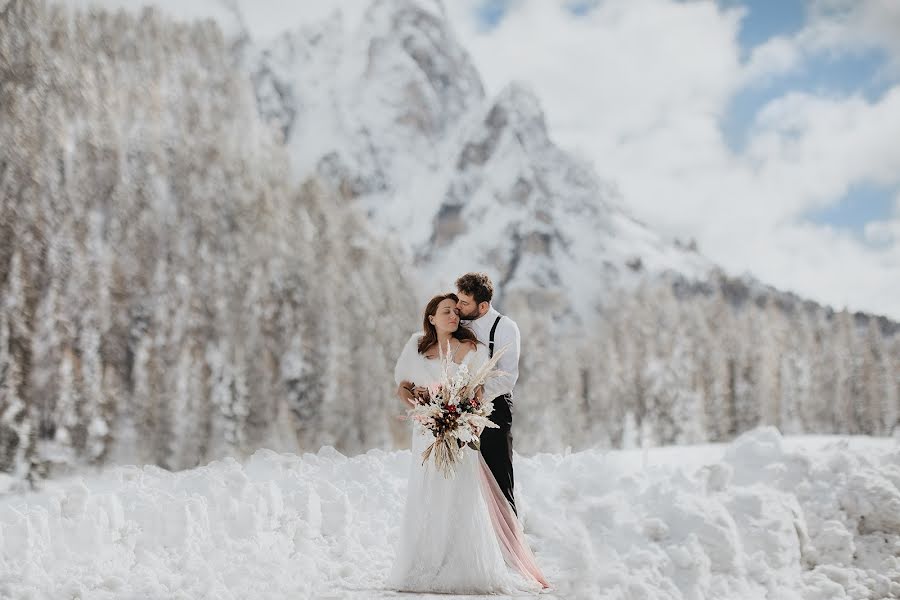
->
<box><xmin>1</xmin><ymin>427</ymin><xmax>898</xmax><ymax>599</ymax></box>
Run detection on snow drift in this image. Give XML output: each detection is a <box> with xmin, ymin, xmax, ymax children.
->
<box><xmin>1</xmin><ymin>427</ymin><xmax>898</xmax><ymax>599</ymax></box>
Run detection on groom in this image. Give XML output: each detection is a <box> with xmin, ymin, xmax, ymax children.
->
<box><xmin>455</xmin><ymin>272</ymin><xmax>521</xmax><ymax>516</ymax></box>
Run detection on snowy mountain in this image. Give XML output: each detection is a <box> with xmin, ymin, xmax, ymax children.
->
<box><xmin>3</xmin><ymin>428</ymin><xmax>899</xmax><ymax>599</ymax></box>
<box><xmin>242</xmin><ymin>0</ymin><xmax>712</xmax><ymax>320</ymax></box>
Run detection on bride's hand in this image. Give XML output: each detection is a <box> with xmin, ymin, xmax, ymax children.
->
<box><xmin>474</xmin><ymin>385</ymin><xmax>484</xmax><ymax>403</ymax></box>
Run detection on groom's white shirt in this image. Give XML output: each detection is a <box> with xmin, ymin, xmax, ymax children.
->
<box><xmin>463</xmin><ymin>304</ymin><xmax>520</xmax><ymax>401</ymax></box>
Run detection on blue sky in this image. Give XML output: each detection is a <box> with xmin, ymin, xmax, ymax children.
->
<box><xmin>473</xmin><ymin>0</ymin><xmax>898</xmax><ymax>237</ymax></box>
<box><xmin>808</xmin><ymin>184</ymin><xmax>897</xmax><ymax>236</ymax></box>
<box><xmin>721</xmin><ymin>1</ymin><xmax>897</xmax><ymax>236</ymax></box>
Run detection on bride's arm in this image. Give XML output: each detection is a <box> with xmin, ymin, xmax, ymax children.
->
<box><xmin>394</xmin><ymin>333</ymin><xmax>421</xmax><ymax>404</ymax></box>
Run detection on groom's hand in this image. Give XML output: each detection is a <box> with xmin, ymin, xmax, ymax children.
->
<box><xmin>413</xmin><ymin>386</ymin><xmax>430</xmax><ymax>403</ymax></box>
<box><xmin>398</xmin><ymin>381</ymin><xmax>416</xmax><ymax>405</ymax></box>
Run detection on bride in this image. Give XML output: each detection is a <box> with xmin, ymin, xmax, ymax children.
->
<box><xmin>387</xmin><ymin>293</ymin><xmax>550</xmax><ymax>594</ymax></box>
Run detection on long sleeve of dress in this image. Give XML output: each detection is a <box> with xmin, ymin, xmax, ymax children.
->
<box><xmin>394</xmin><ymin>333</ymin><xmax>422</xmax><ymax>386</ymax></box>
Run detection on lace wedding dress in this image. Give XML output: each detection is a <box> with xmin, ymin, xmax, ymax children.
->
<box><xmin>387</xmin><ymin>333</ymin><xmax>549</xmax><ymax>594</ymax></box>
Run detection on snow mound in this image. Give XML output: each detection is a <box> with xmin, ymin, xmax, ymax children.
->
<box><xmin>1</xmin><ymin>428</ymin><xmax>898</xmax><ymax>599</ymax></box>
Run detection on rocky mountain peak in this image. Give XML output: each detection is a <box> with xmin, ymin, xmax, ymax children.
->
<box><xmin>241</xmin><ymin>0</ymin><xmax>710</xmax><ymax>321</ymax></box>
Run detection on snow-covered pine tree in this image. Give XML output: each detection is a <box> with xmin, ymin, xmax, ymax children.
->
<box><xmin>861</xmin><ymin>318</ymin><xmax>895</xmax><ymax>436</ymax></box>
<box><xmin>779</xmin><ymin>309</ymin><xmax>813</xmax><ymax>435</ymax></box>
<box><xmin>590</xmin><ymin>324</ymin><xmax>629</xmax><ymax>448</ymax></box>
<box><xmin>834</xmin><ymin>309</ymin><xmax>862</xmax><ymax>434</ymax></box>
<box><xmin>702</xmin><ymin>287</ymin><xmax>738</xmax><ymax>441</ymax></box>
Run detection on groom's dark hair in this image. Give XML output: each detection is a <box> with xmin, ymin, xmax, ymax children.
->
<box><xmin>455</xmin><ymin>272</ymin><xmax>493</xmax><ymax>305</ymax></box>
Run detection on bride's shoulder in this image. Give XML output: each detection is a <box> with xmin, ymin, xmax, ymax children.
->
<box><xmin>396</xmin><ymin>332</ymin><xmax>423</xmax><ymax>365</ymax></box>
<box><xmin>402</xmin><ymin>332</ymin><xmax>423</xmax><ymax>351</ymax></box>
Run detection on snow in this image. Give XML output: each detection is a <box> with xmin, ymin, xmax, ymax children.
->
<box><xmin>1</xmin><ymin>427</ymin><xmax>898</xmax><ymax>599</ymax></box>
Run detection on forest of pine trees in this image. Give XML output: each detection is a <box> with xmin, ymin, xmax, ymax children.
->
<box><xmin>506</xmin><ymin>279</ymin><xmax>899</xmax><ymax>454</ymax></box>
<box><xmin>0</xmin><ymin>0</ymin><xmax>415</xmax><ymax>484</ymax></box>
<box><xmin>0</xmin><ymin>0</ymin><xmax>898</xmax><ymax>486</ymax></box>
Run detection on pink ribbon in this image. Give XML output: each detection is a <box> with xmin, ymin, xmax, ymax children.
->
<box><xmin>477</xmin><ymin>454</ymin><xmax>550</xmax><ymax>589</ymax></box>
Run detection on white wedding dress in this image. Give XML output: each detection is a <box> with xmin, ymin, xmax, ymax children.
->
<box><xmin>388</xmin><ymin>333</ymin><xmax>548</xmax><ymax>595</ymax></box>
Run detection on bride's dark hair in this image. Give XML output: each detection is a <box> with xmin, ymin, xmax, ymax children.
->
<box><xmin>418</xmin><ymin>293</ymin><xmax>480</xmax><ymax>355</ymax></box>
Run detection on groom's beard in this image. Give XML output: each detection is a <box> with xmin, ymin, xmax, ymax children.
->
<box><xmin>458</xmin><ymin>308</ymin><xmax>479</xmax><ymax>321</ymax></box>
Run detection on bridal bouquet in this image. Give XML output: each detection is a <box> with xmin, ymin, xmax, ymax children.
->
<box><xmin>405</xmin><ymin>342</ymin><xmax>509</xmax><ymax>478</ymax></box>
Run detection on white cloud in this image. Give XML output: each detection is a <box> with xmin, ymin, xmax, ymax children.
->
<box><xmin>744</xmin><ymin>0</ymin><xmax>900</xmax><ymax>85</ymax></box>
<box><xmin>743</xmin><ymin>36</ymin><xmax>802</xmax><ymax>85</ymax></box>
<box><xmin>749</xmin><ymin>88</ymin><xmax>900</xmax><ymax>201</ymax></box>
<box><xmin>444</xmin><ymin>0</ymin><xmax>900</xmax><ymax>320</ymax></box>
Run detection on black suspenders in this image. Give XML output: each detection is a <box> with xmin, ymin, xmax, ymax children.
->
<box><xmin>488</xmin><ymin>315</ymin><xmax>503</xmax><ymax>358</ymax></box>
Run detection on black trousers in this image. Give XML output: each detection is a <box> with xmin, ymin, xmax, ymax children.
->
<box><xmin>479</xmin><ymin>393</ymin><xmax>516</xmax><ymax>515</ymax></box>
